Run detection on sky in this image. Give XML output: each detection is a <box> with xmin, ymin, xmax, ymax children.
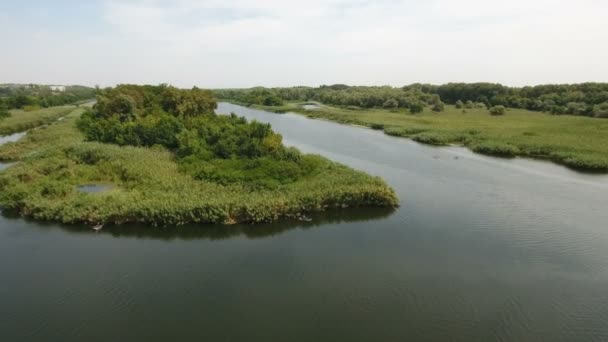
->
<box><xmin>1</xmin><ymin>0</ymin><xmax>607</xmax><ymax>88</ymax></box>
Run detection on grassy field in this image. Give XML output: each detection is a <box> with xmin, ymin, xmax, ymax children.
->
<box><xmin>0</xmin><ymin>108</ymin><xmax>397</xmax><ymax>226</ymax></box>
<box><xmin>0</xmin><ymin>106</ymin><xmax>76</xmax><ymax>136</ymax></box>
<box><xmin>243</xmin><ymin>101</ymin><xmax>608</xmax><ymax>172</ymax></box>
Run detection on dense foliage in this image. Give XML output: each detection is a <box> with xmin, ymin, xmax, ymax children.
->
<box><xmin>0</xmin><ymin>102</ymin><xmax>9</xmax><ymax>119</ymax></box>
<box><xmin>0</xmin><ymin>84</ymin><xmax>96</xmax><ymax>110</ymax></box>
<box><xmin>215</xmin><ymin>85</ymin><xmax>439</xmax><ymax>113</ymax></box>
<box><xmin>78</xmin><ymin>85</ymin><xmax>392</xmax><ymax>191</ymax></box>
<box><xmin>216</xmin><ymin>83</ymin><xmax>608</xmax><ymax>118</ymax></box>
<box><xmin>427</xmin><ymin>83</ymin><xmax>608</xmax><ymax>117</ymax></box>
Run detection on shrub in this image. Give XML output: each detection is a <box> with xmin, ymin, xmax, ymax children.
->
<box><xmin>383</xmin><ymin>98</ymin><xmax>399</xmax><ymax>109</ymax></box>
<box><xmin>432</xmin><ymin>101</ymin><xmax>445</xmax><ymax>112</ymax></box>
<box><xmin>0</xmin><ymin>103</ymin><xmax>10</xmax><ymax>119</ymax></box>
<box><xmin>471</xmin><ymin>142</ymin><xmax>520</xmax><ymax>157</ymax></box>
<box><xmin>409</xmin><ymin>102</ymin><xmax>424</xmax><ymax>114</ymax></box>
<box><xmin>455</xmin><ymin>100</ymin><xmax>464</xmax><ymax>109</ymax></box>
<box><xmin>593</xmin><ymin>102</ymin><xmax>608</xmax><ymax>118</ymax></box>
<box><xmin>411</xmin><ymin>132</ymin><xmax>449</xmax><ymax>145</ymax></box>
<box><xmin>489</xmin><ymin>105</ymin><xmax>506</xmax><ymax>116</ymax></box>
<box><xmin>23</xmin><ymin>105</ymin><xmax>42</xmax><ymax>112</ymax></box>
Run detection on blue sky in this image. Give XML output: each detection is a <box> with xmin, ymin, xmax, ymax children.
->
<box><xmin>1</xmin><ymin>0</ymin><xmax>607</xmax><ymax>87</ymax></box>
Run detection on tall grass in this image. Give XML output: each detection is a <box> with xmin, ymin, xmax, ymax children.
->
<box><xmin>0</xmin><ymin>106</ymin><xmax>75</xmax><ymax>136</ymax></box>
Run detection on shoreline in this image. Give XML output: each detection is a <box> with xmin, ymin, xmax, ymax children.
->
<box><xmin>218</xmin><ymin>100</ymin><xmax>608</xmax><ymax>173</ymax></box>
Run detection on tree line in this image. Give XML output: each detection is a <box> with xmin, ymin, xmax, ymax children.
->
<box><xmin>215</xmin><ymin>83</ymin><xmax>608</xmax><ymax>118</ymax></box>
<box><xmin>0</xmin><ymin>84</ymin><xmax>96</xmax><ymax>114</ymax></box>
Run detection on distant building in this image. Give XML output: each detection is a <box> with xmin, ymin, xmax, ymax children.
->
<box><xmin>49</xmin><ymin>85</ymin><xmax>66</xmax><ymax>92</ymax></box>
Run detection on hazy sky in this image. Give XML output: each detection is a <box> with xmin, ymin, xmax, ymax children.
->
<box><xmin>1</xmin><ymin>0</ymin><xmax>607</xmax><ymax>88</ymax></box>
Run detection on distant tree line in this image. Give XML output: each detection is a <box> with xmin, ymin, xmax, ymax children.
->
<box><xmin>410</xmin><ymin>83</ymin><xmax>608</xmax><ymax>117</ymax></box>
<box><xmin>0</xmin><ymin>84</ymin><xmax>96</xmax><ymax>112</ymax></box>
<box><xmin>215</xmin><ymin>85</ymin><xmax>443</xmax><ymax>113</ymax></box>
<box><xmin>215</xmin><ymin>83</ymin><xmax>608</xmax><ymax>118</ymax></box>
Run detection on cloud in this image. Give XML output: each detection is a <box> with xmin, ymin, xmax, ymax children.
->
<box><xmin>1</xmin><ymin>0</ymin><xmax>607</xmax><ymax>86</ymax></box>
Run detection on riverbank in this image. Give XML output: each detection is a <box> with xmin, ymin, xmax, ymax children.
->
<box><xmin>0</xmin><ymin>107</ymin><xmax>397</xmax><ymax>226</ymax></box>
<box><xmin>228</xmin><ymin>100</ymin><xmax>608</xmax><ymax>172</ymax></box>
<box><xmin>0</xmin><ymin>105</ymin><xmax>76</xmax><ymax>135</ymax></box>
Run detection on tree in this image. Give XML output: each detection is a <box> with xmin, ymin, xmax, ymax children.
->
<box><xmin>0</xmin><ymin>101</ymin><xmax>10</xmax><ymax>119</ymax></box>
<box><xmin>432</xmin><ymin>101</ymin><xmax>445</xmax><ymax>112</ymax></box>
<box><xmin>383</xmin><ymin>98</ymin><xmax>399</xmax><ymax>109</ymax></box>
<box><xmin>455</xmin><ymin>100</ymin><xmax>464</xmax><ymax>109</ymax></box>
<box><xmin>489</xmin><ymin>105</ymin><xmax>506</xmax><ymax>116</ymax></box>
<box><xmin>409</xmin><ymin>102</ymin><xmax>424</xmax><ymax>114</ymax></box>
<box><xmin>593</xmin><ymin>102</ymin><xmax>608</xmax><ymax>118</ymax></box>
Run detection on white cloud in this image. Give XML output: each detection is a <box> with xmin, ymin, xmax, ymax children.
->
<box><xmin>1</xmin><ymin>0</ymin><xmax>607</xmax><ymax>87</ymax></box>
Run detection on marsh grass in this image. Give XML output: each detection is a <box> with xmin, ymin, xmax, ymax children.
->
<box><xmin>0</xmin><ymin>106</ymin><xmax>75</xmax><ymax>135</ymax></box>
<box><xmin>0</xmin><ymin>108</ymin><xmax>398</xmax><ymax>226</ymax></box>
<box><xmin>243</xmin><ymin>101</ymin><xmax>608</xmax><ymax>172</ymax></box>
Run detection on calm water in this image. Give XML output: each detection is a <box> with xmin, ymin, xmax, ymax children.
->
<box><xmin>76</xmin><ymin>184</ymin><xmax>113</xmax><ymax>194</ymax></box>
<box><xmin>1</xmin><ymin>104</ymin><xmax>608</xmax><ymax>341</ymax></box>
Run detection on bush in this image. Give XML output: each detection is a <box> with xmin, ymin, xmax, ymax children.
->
<box><xmin>383</xmin><ymin>98</ymin><xmax>399</xmax><ymax>109</ymax></box>
<box><xmin>489</xmin><ymin>105</ymin><xmax>506</xmax><ymax>116</ymax></box>
<box><xmin>471</xmin><ymin>142</ymin><xmax>520</xmax><ymax>157</ymax></box>
<box><xmin>23</xmin><ymin>105</ymin><xmax>42</xmax><ymax>112</ymax></box>
<box><xmin>409</xmin><ymin>102</ymin><xmax>424</xmax><ymax>114</ymax></box>
<box><xmin>432</xmin><ymin>101</ymin><xmax>445</xmax><ymax>112</ymax></box>
<box><xmin>0</xmin><ymin>103</ymin><xmax>10</xmax><ymax>119</ymax></box>
<box><xmin>593</xmin><ymin>102</ymin><xmax>608</xmax><ymax>118</ymax></box>
<box><xmin>411</xmin><ymin>132</ymin><xmax>449</xmax><ymax>145</ymax></box>
<box><xmin>455</xmin><ymin>100</ymin><xmax>464</xmax><ymax>109</ymax></box>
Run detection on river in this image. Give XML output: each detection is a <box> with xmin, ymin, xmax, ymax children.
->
<box><xmin>1</xmin><ymin>103</ymin><xmax>608</xmax><ymax>341</ymax></box>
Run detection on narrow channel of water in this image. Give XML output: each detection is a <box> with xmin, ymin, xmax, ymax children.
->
<box><xmin>0</xmin><ymin>104</ymin><xmax>607</xmax><ymax>341</ymax></box>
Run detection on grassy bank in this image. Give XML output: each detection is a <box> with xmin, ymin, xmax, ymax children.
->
<box><xmin>237</xmin><ymin>101</ymin><xmax>608</xmax><ymax>172</ymax></box>
<box><xmin>0</xmin><ymin>108</ymin><xmax>397</xmax><ymax>226</ymax></box>
<box><xmin>0</xmin><ymin>106</ymin><xmax>76</xmax><ymax>135</ymax></box>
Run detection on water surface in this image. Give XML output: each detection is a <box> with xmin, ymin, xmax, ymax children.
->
<box><xmin>1</xmin><ymin>103</ymin><xmax>608</xmax><ymax>341</ymax></box>
<box><xmin>76</xmin><ymin>184</ymin><xmax>113</xmax><ymax>193</ymax></box>
<box><xmin>0</xmin><ymin>131</ymin><xmax>26</xmax><ymax>145</ymax></box>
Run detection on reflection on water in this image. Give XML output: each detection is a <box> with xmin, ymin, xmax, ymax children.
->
<box><xmin>8</xmin><ymin>207</ymin><xmax>395</xmax><ymax>241</ymax></box>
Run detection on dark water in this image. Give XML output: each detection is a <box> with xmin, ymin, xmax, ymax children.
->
<box><xmin>1</xmin><ymin>104</ymin><xmax>608</xmax><ymax>341</ymax></box>
<box><xmin>76</xmin><ymin>184</ymin><xmax>113</xmax><ymax>193</ymax></box>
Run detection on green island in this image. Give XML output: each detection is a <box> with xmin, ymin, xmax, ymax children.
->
<box><xmin>215</xmin><ymin>84</ymin><xmax>608</xmax><ymax>171</ymax></box>
<box><xmin>0</xmin><ymin>85</ymin><xmax>397</xmax><ymax>226</ymax></box>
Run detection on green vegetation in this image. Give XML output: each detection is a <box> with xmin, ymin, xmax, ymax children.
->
<box><xmin>0</xmin><ymin>102</ymin><xmax>9</xmax><ymax>119</ymax></box>
<box><xmin>0</xmin><ymin>85</ymin><xmax>397</xmax><ymax>226</ymax></box>
<box><xmin>228</xmin><ymin>100</ymin><xmax>608</xmax><ymax>172</ymax></box>
<box><xmin>215</xmin><ymin>85</ymin><xmax>446</xmax><ymax>113</ymax></box>
<box><xmin>432</xmin><ymin>83</ymin><xmax>608</xmax><ymax>117</ymax></box>
<box><xmin>215</xmin><ymin>83</ymin><xmax>608</xmax><ymax>117</ymax></box>
<box><xmin>489</xmin><ymin>105</ymin><xmax>506</xmax><ymax>116</ymax></box>
<box><xmin>0</xmin><ymin>106</ymin><xmax>75</xmax><ymax>135</ymax></box>
<box><xmin>0</xmin><ymin>84</ymin><xmax>96</xmax><ymax>110</ymax></box>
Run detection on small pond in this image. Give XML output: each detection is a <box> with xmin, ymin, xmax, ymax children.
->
<box><xmin>77</xmin><ymin>184</ymin><xmax>113</xmax><ymax>193</ymax></box>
